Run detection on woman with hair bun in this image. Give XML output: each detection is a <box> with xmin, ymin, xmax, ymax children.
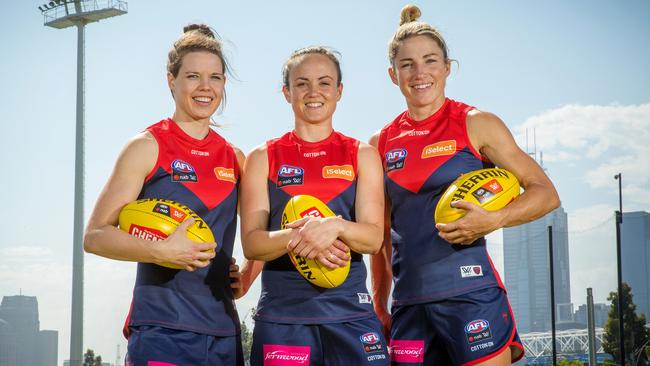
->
<box><xmin>84</xmin><ymin>24</ymin><xmax>255</xmax><ymax>365</ymax></box>
<box><xmin>240</xmin><ymin>46</ymin><xmax>390</xmax><ymax>365</ymax></box>
<box><xmin>370</xmin><ymin>5</ymin><xmax>560</xmax><ymax>365</ymax></box>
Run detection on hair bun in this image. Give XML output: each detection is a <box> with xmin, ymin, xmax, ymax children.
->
<box><xmin>183</xmin><ymin>24</ymin><xmax>215</xmax><ymax>39</ymax></box>
<box><xmin>399</xmin><ymin>4</ymin><xmax>421</xmax><ymax>26</ymax></box>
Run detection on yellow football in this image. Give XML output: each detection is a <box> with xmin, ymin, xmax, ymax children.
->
<box><xmin>118</xmin><ymin>198</ymin><xmax>216</xmax><ymax>269</ymax></box>
<box><xmin>434</xmin><ymin>168</ymin><xmax>521</xmax><ymax>224</ymax></box>
<box><xmin>282</xmin><ymin>195</ymin><xmax>350</xmax><ymax>288</ymax></box>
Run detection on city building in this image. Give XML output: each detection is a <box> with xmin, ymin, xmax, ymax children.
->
<box><xmin>621</xmin><ymin>211</ymin><xmax>650</xmax><ymax>323</ymax></box>
<box><xmin>503</xmin><ymin>206</ymin><xmax>571</xmax><ymax>333</ymax></box>
<box><xmin>574</xmin><ymin>302</ymin><xmax>610</xmax><ymax>328</ymax></box>
<box><xmin>0</xmin><ymin>295</ymin><xmax>58</xmax><ymax>366</ymax></box>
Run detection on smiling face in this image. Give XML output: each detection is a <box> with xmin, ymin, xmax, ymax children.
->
<box><xmin>389</xmin><ymin>35</ymin><xmax>450</xmax><ymax>120</ymax></box>
<box><xmin>167</xmin><ymin>51</ymin><xmax>225</xmax><ymax>124</ymax></box>
<box><xmin>282</xmin><ymin>53</ymin><xmax>342</xmax><ymax>126</ymax></box>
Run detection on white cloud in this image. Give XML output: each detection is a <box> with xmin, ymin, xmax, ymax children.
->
<box><xmin>514</xmin><ymin>103</ymin><xmax>650</xmax><ymax>198</ymax></box>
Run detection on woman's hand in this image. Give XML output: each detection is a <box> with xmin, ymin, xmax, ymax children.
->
<box><xmin>435</xmin><ymin>200</ymin><xmax>503</xmax><ymax>245</ymax></box>
<box><xmin>157</xmin><ymin>218</ymin><xmax>217</xmax><ymax>271</ymax></box>
<box><xmin>286</xmin><ymin>216</ymin><xmax>344</xmax><ymax>259</ymax></box>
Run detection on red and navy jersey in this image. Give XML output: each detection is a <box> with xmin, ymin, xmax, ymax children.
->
<box><xmin>126</xmin><ymin>119</ymin><xmax>240</xmax><ymax>337</ymax></box>
<box><xmin>377</xmin><ymin>98</ymin><xmax>504</xmax><ymax>306</ymax></box>
<box><xmin>254</xmin><ymin>131</ymin><xmax>375</xmax><ymax>324</ymax></box>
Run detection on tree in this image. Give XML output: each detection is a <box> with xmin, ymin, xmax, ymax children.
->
<box><xmin>603</xmin><ymin>283</ymin><xmax>650</xmax><ymax>365</ymax></box>
<box><xmin>83</xmin><ymin>349</ymin><xmax>102</xmax><ymax>366</ymax></box>
<box><xmin>557</xmin><ymin>358</ymin><xmax>583</xmax><ymax>366</ymax></box>
<box><xmin>241</xmin><ymin>307</ymin><xmax>255</xmax><ymax>364</ymax></box>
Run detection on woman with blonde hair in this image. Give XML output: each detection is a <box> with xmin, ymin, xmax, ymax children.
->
<box><xmin>371</xmin><ymin>5</ymin><xmax>560</xmax><ymax>365</ymax></box>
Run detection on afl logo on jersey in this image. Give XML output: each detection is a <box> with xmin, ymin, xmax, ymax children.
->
<box><xmin>171</xmin><ymin>159</ymin><xmax>198</xmax><ymax>182</ymax></box>
<box><xmin>385</xmin><ymin>148</ymin><xmax>407</xmax><ymax>172</ymax></box>
<box><xmin>277</xmin><ymin>164</ymin><xmax>304</xmax><ymax>187</ymax></box>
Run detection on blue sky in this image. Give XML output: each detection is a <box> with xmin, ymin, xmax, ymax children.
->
<box><xmin>1</xmin><ymin>1</ymin><xmax>649</xmax><ymax>364</ymax></box>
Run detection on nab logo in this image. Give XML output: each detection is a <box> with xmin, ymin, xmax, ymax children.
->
<box><xmin>172</xmin><ymin>159</ymin><xmax>194</xmax><ymax>173</ymax></box>
<box><xmin>360</xmin><ymin>332</ymin><xmax>380</xmax><ymax>344</ymax></box>
<box><xmin>465</xmin><ymin>319</ymin><xmax>489</xmax><ymax>334</ymax></box>
<box><xmin>385</xmin><ymin>148</ymin><xmax>407</xmax><ymax>172</ymax></box>
<box><xmin>277</xmin><ymin>164</ymin><xmax>304</xmax><ymax>187</ymax></box>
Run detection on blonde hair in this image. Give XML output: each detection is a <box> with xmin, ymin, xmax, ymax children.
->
<box><xmin>388</xmin><ymin>5</ymin><xmax>449</xmax><ymax>66</ymax></box>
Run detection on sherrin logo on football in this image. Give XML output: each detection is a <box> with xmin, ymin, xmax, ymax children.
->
<box><xmin>282</xmin><ymin>195</ymin><xmax>350</xmax><ymax>288</ymax></box>
<box><xmin>322</xmin><ymin>165</ymin><xmax>354</xmax><ymax>181</ymax></box>
<box><xmin>118</xmin><ymin>198</ymin><xmax>217</xmax><ymax>269</ymax></box>
<box><xmin>421</xmin><ymin>140</ymin><xmax>456</xmax><ymax>159</ymax></box>
<box><xmin>434</xmin><ymin>168</ymin><xmax>521</xmax><ymax>224</ymax></box>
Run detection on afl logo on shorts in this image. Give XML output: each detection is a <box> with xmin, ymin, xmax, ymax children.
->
<box><xmin>360</xmin><ymin>332</ymin><xmax>383</xmax><ymax>354</ymax></box>
<box><xmin>360</xmin><ymin>332</ymin><xmax>380</xmax><ymax>344</ymax></box>
<box><xmin>465</xmin><ymin>319</ymin><xmax>492</xmax><ymax>344</ymax></box>
<box><xmin>385</xmin><ymin>148</ymin><xmax>407</xmax><ymax>172</ymax></box>
<box><xmin>277</xmin><ymin>164</ymin><xmax>304</xmax><ymax>187</ymax></box>
<box><xmin>171</xmin><ymin>159</ymin><xmax>198</xmax><ymax>182</ymax></box>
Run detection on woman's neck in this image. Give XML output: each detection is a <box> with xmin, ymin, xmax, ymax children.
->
<box><xmin>293</xmin><ymin>119</ymin><xmax>334</xmax><ymax>142</ymax></box>
<box><xmin>171</xmin><ymin>113</ymin><xmax>211</xmax><ymax>140</ymax></box>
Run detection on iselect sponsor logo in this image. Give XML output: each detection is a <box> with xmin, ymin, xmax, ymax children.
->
<box><xmin>322</xmin><ymin>165</ymin><xmax>355</xmax><ymax>181</ymax></box>
<box><xmin>421</xmin><ymin>140</ymin><xmax>456</xmax><ymax>159</ymax></box>
<box><xmin>214</xmin><ymin>167</ymin><xmax>236</xmax><ymax>183</ymax></box>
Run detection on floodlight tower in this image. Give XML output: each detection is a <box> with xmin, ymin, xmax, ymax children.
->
<box><xmin>38</xmin><ymin>2</ymin><xmax>127</xmax><ymax>366</ymax></box>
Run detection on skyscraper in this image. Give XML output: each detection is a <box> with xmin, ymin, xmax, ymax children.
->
<box><xmin>0</xmin><ymin>295</ymin><xmax>58</xmax><ymax>366</ymax></box>
<box><xmin>503</xmin><ymin>206</ymin><xmax>571</xmax><ymax>333</ymax></box>
<box><xmin>0</xmin><ymin>296</ymin><xmax>39</xmax><ymax>366</ymax></box>
<box><xmin>621</xmin><ymin>211</ymin><xmax>650</xmax><ymax>322</ymax></box>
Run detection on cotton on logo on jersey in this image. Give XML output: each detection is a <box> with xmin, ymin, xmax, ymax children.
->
<box><xmin>322</xmin><ymin>165</ymin><xmax>354</xmax><ymax>181</ymax></box>
<box><xmin>460</xmin><ymin>265</ymin><xmax>483</xmax><ymax>278</ymax></box>
<box><xmin>421</xmin><ymin>140</ymin><xmax>456</xmax><ymax>159</ymax></box>
<box><xmin>214</xmin><ymin>167</ymin><xmax>236</xmax><ymax>183</ymax></box>
<box><xmin>385</xmin><ymin>148</ymin><xmax>407</xmax><ymax>172</ymax></box>
<box><xmin>171</xmin><ymin>159</ymin><xmax>198</xmax><ymax>182</ymax></box>
<box><xmin>263</xmin><ymin>345</ymin><xmax>310</xmax><ymax>365</ymax></box>
<box><xmin>390</xmin><ymin>340</ymin><xmax>424</xmax><ymax>363</ymax></box>
<box><xmin>277</xmin><ymin>165</ymin><xmax>304</xmax><ymax>187</ymax></box>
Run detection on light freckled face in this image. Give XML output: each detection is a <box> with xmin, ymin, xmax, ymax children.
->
<box><xmin>167</xmin><ymin>51</ymin><xmax>225</xmax><ymax>123</ymax></box>
<box><xmin>283</xmin><ymin>54</ymin><xmax>342</xmax><ymax>125</ymax></box>
<box><xmin>390</xmin><ymin>35</ymin><xmax>450</xmax><ymax>110</ymax></box>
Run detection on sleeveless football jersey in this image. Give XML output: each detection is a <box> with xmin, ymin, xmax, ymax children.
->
<box><xmin>254</xmin><ymin>131</ymin><xmax>375</xmax><ymax>324</ymax></box>
<box><xmin>125</xmin><ymin>119</ymin><xmax>240</xmax><ymax>337</ymax></box>
<box><xmin>377</xmin><ymin>99</ymin><xmax>505</xmax><ymax>306</ymax></box>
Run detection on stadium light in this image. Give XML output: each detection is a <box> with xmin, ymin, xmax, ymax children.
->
<box><xmin>39</xmin><ymin>2</ymin><xmax>127</xmax><ymax>366</ymax></box>
<box><xmin>614</xmin><ymin>173</ymin><xmax>625</xmax><ymax>366</ymax></box>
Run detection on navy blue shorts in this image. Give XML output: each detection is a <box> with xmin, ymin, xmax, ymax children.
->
<box><xmin>390</xmin><ymin>287</ymin><xmax>524</xmax><ymax>365</ymax></box>
<box><xmin>125</xmin><ymin>325</ymin><xmax>244</xmax><ymax>366</ymax></box>
<box><xmin>251</xmin><ymin>317</ymin><xmax>390</xmax><ymax>365</ymax></box>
